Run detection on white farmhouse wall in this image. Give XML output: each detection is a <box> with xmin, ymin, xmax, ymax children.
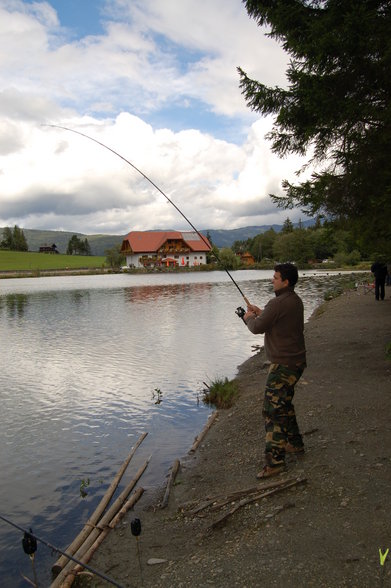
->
<box><xmin>125</xmin><ymin>254</ymin><xmax>143</xmax><ymax>268</ymax></box>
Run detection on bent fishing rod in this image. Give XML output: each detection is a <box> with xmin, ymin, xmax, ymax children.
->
<box><xmin>44</xmin><ymin>124</ymin><xmax>250</xmax><ymax>307</ymax></box>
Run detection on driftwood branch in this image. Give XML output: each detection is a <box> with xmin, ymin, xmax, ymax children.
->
<box><xmin>188</xmin><ymin>478</ymin><xmax>296</xmax><ymax>516</ymax></box>
<box><xmin>189</xmin><ymin>412</ymin><xmax>218</xmax><ymax>453</ymax></box>
<box><xmin>208</xmin><ymin>478</ymin><xmax>307</xmax><ymax>531</ymax></box>
<box><xmin>160</xmin><ymin>459</ymin><xmax>180</xmax><ymax>509</ymax></box>
<box><xmin>52</xmin><ymin>432</ymin><xmax>148</xmax><ymax>575</ymax></box>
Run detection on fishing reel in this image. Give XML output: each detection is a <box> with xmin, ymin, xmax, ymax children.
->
<box><xmin>235</xmin><ymin>306</ymin><xmax>246</xmax><ymax>322</ymax></box>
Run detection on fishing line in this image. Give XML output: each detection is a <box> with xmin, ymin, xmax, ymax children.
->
<box><xmin>44</xmin><ymin>123</ymin><xmax>250</xmax><ymax>305</ymax></box>
<box><xmin>0</xmin><ymin>514</ymin><xmax>125</xmax><ymax>588</ymax></box>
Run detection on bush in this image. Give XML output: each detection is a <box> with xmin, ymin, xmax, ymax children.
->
<box><xmin>202</xmin><ymin>377</ymin><xmax>238</xmax><ymax>409</ymax></box>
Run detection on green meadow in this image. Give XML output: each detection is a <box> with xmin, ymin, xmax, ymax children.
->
<box><xmin>0</xmin><ymin>250</ymin><xmax>106</xmax><ymax>271</ymax></box>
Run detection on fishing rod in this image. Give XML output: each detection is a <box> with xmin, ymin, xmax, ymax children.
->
<box><xmin>0</xmin><ymin>513</ymin><xmax>126</xmax><ymax>588</ymax></box>
<box><xmin>44</xmin><ymin>124</ymin><xmax>250</xmax><ymax>306</ymax></box>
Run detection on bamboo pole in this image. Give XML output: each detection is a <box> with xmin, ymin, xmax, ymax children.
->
<box><xmin>52</xmin><ymin>432</ymin><xmax>148</xmax><ymax>574</ymax></box>
<box><xmin>51</xmin><ymin>456</ymin><xmax>151</xmax><ymax>588</ymax></box>
<box><xmin>160</xmin><ymin>459</ymin><xmax>180</xmax><ymax>509</ymax></box>
<box><xmin>189</xmin><ymin>412</ymin><xmax>218</xmax><ymax>453</ymax></box>
<box><xmin>59</xmin><ymin>488</ymin><xmax>144</xmax><ymax>588</ymax></box>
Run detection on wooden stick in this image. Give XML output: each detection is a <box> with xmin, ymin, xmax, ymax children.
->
<box><xmin>160</xmin><ymin>459</ymin><xmax>180</xmax><ymax>509</ymax></box>
<box><xmin>210</xmin><ymin>480</ymin><xmax>298</xmax><ymax>511</ymax></box>
<box><xmin>51</xmin><ymin>457</ymin><xmax>151</xmax><ymax>588</ymax></box>
<box><xmin>59</xmin><ymin>488</ymin><xmax>144</xmax><ymax>588</ymax></box>
<box><xmin>189</xmin><ymin>412</ymin><xmax>218</xmax><ymax>453</ymax></box>
<box><xmin>52</xmin><ymin>432</ymin><xmax>148</xmax><ymax>574</ymax></box>
<box><xmin>188</xmin><ymin>478</ymin><xmax>296</xmax><ymax>515</ymax></box>
<box><xmin>208</xmin><ymin>478</ymin><xmax>307</xmax><ymax>531</ymax></box>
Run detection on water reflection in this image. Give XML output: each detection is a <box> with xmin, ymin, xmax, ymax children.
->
<box><xmin>0</xmin><ymin>293</ymin><xmax>29</xmax><ymax>317</ymax></box>
<box><xmin>124</xmin><ymin>281</ymin><xmax>212</xmax><ymax>303</ymax></box>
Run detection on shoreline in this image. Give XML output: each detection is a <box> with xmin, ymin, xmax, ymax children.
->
<box><xmin>87</xmin><ymin>287</ymin><xmax>391</xmax><ymax>587</ymax></box>
<box><xmin>0</xmin><ymin>265</ymin><xmax>371</xmax><ymax>280</ymax></box>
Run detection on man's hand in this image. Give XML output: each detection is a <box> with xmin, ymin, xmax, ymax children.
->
<box><xmin>246</xmin><ymin>303</ymin><xmax>262</xmax><ymax>316</ymax></box>
<box><xmin>244</xmin><ymin>303</ymin><xmax>262</xmax><ymax>322</ymax></box>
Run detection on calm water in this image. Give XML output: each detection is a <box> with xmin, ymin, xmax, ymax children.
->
<box><xmin>0</xmin><ymin>270</ymin><xmax>353</xmax><ymax>586</ymax></box>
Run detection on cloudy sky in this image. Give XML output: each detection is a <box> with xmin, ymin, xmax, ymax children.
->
<box><xmin>0</xmin><ymin>0</ymin><xmax>310</xmax><ymax>235</ymax></box>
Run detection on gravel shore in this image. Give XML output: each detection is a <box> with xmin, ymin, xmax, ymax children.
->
<box><xmin>87</xmin><ymin>287</ymin><xmax>391</xmax><ymax>588</ymax></box>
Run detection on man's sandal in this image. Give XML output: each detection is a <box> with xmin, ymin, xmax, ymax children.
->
<box><xmin>256</xmin><ymin>465</ymin><xmax>286</xmax><ymax>480</ymax></box>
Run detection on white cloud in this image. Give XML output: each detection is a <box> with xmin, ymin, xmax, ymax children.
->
<box><xmin>0</xmin><ymin>113</ymin><xmax>309</xmax><ymax>232</ymax></box>
<box><xmin>0</xmin><ymin>0</ymin><xmax>309</xmax><ymax>235</ymax></box>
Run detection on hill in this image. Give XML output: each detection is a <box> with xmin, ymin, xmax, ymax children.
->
<box><xmin>0</xmin><ymin>228</ymin><xmax>125</xmax><ymax>256</ymax></box>
<box><xmin>0</xmin><ymin>220</ymin><xmax>314</xmax><ymax>255</ymax></box>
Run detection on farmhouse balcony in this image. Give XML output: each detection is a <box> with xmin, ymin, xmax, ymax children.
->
<box><xmin>158</xmin><ymin>247</ymin><xmax>190</xmax><ymax>254</ymax></box>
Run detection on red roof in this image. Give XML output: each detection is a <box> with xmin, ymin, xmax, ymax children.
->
<box><xmin>121</xmin><ymin>231</ymin><xmax>211</xmax><ymax>253</ymax></box>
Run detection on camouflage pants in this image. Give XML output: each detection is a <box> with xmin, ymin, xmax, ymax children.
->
<box><xmin>263</xmin><ymin>363</ymin><xmax>305</xmax><ymax>467</ymax></box>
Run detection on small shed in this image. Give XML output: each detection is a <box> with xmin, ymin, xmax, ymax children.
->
<box><xmin>240</xmin><ymin>251</ymin><xmax>255</xmax><ymax>265</ymax></box>
<box><xmin>39</xmin><ymin>243</ymin><xmax>59</xmax><ymax>254</ymax></box>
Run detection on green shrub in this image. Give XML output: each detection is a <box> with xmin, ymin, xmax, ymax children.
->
<box><xmin>202</xmin><ymin>377</ymin><xmax>238</xmax><ymax>409</ymax></box>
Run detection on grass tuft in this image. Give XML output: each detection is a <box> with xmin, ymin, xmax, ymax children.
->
<box><xmin>202</xmin><ymin>377</ymin><xmax>238</xmax><ymax>409</ymax></box>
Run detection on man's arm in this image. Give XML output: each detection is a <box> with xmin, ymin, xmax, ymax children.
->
<box><xmin>244</xmin><ymin>299</ymin><xmax>277</xmax><ymax>334</ymax></box>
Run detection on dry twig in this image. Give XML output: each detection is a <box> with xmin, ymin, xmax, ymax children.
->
<box><xmin>208</xmin><ymin>478</ymin><xmax>307</xmax><ymax>531</ymax></box>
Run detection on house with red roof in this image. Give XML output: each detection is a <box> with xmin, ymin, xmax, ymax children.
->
<box><xmin>120</xmin><ymin>231</ymin><xmax>212</xmax><ymax>268</ymax></box>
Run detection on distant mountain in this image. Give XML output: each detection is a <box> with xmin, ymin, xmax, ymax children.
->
<box><xmin>202</xmin><ymin>220</ymin><xmax>315</xmax><ymax>248</ymax></box>
<box><xmin>0</xmin><ymin>220</ymin><xmax>315</xmax><ymax>255</ymax></box>
<box><xmin>201</xmin><ymin>225</ymin><xmax>282</xmax><ymax>248</ymax></box>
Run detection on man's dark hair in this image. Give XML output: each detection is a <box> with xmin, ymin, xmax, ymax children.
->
<box><xmin>274</xmin><ymin>263</ymin><xmax>298</xmax><ymax>287</ymax></box>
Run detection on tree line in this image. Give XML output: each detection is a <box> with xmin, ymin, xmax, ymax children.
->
<box><xmin>1</xmin><ymin>226</ymin><xmax>91</xmax><ymax>255</ymax></box>
<box><xmin>215</xmin><ymin>217</ymin><xmax>365</xmax><ymax>270</ymax></box>
<box><xmin>0</xmin><ymin>226</ymin><xmax>28</xmax><ymax>251</ymax></box>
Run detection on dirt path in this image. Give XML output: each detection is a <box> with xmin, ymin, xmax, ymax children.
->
<box><xmin>87</xmin><ymin>287</ymin><xmax>391</xmax><ymax>588</ymax></box>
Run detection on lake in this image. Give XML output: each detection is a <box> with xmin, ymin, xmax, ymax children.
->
<box><xmin>0</xmin><ymin>269</ymin><xmax>356</xmax><ymax>586</ymax></box>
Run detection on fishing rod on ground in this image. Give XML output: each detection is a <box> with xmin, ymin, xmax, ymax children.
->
<box><xmin>44</xmin><ymin>124</ymin><xmax>251</xmax><ymax>320</ymax></box>
<box><xmin>0</xmin><ymin>513</ymin><xmax>126</xmax><ymax>588</ymax></box>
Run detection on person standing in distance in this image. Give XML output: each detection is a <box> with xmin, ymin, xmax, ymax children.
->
<box><xmin>244</xmin><ymin>263</ymin><xmax>306</xmax><ymax>479</ymax></box>
<box><xmin>370</xmin><ymin>258</ymin><xmax>388</xmax><ymax>301</ymax></box>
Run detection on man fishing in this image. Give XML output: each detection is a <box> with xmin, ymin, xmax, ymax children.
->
<box><xmin>243</xmin><ymin>263</ymin><xmax>306</xmax><ymax>479</ymax></box>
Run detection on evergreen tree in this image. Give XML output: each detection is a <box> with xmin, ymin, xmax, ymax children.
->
<box><xmin>12</xmin><ymin>226</ymin><xmax>28</xmax><ymax>251</ymax></box>
<box><xmin>281</xmin><ymin>217</ymin><xmax>294</xmax><ymax>233</ymax></box>
<box><xmin>0</xmin><ymin>225</ymin><xmax>28</xmax><ymax>251</ymax></box>
<box><xmin>67</xmin><ymin>235</ymin><xmax>78</xmax><ymax>255</ymax></box>
<box><xmin>239</xmin><ymin>0</ymin><xmax>391</xmax><ymax>255</ymax></box>
<box><xmin>0</xmin><ymin>227</ymin><xmax>13</xmax><ymax>249</ymax></box>
<box><xmin>249</xmin><ymin>228</ymin><xmax>277</xmax><ymax>260</ymax></box>
<box><xmin>66</xmin><ymin>235</ymin><xmax>91</xmax><ymax>255</ymax></box>
<box><xmin>83</xmin><ymin>238</ymin><xmax>91</xmax><ymax>256</ymax></box>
